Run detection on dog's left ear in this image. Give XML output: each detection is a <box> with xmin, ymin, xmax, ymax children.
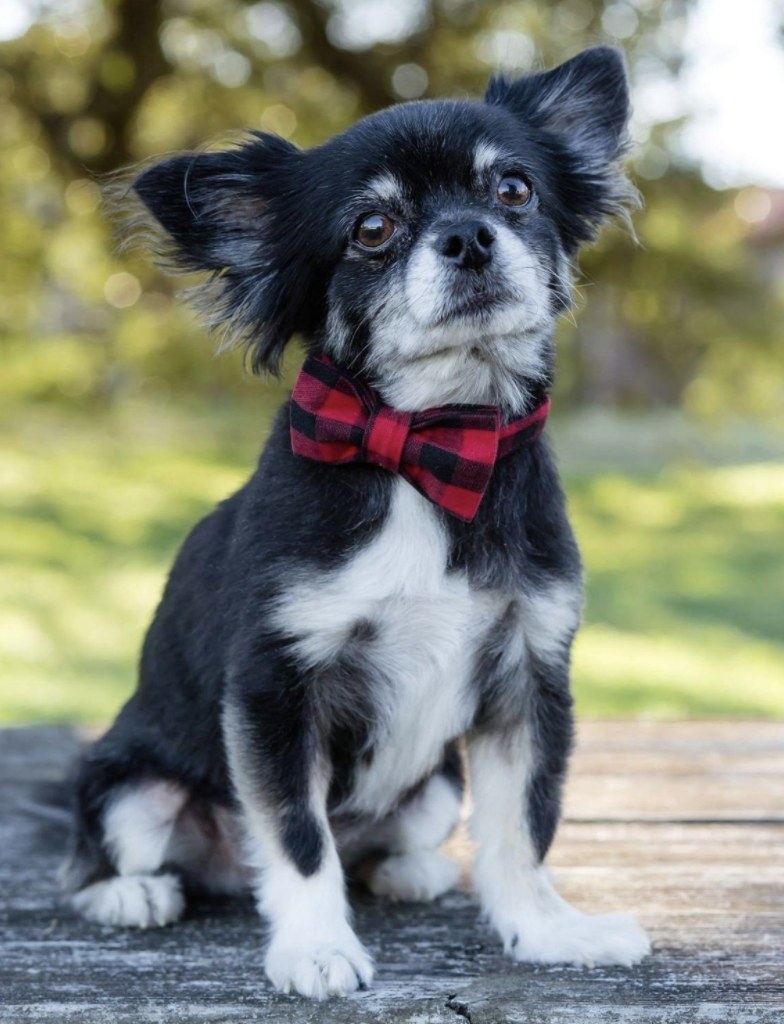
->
<box><xmin>486</xmin><ymin>47</ymin><xmax>636</xmax><ymax>246</ymax></box>
<box><xmin>131</xmin><ymin>133</ymin><xmax>318</xmax><ymax>374</ymax></box>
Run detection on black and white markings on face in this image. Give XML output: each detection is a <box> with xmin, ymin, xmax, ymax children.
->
<box><xmin>473</xmin><ymin>140</ymin><xmax>504</xmax><ymax>176</ymax></box>
<box><xmin>364</xmin><ymin>171</ymin><xmax>407</xmax><ymax>208</ymax></box>
<box><xmin>324</xmin><ymin>135</ymin><xmax>563</xmax><ymax>411</ymax></box>
<box><xmin>401</xmin><ymin>140</ymin><xmax>545</xmax><ymax>332</ymax></box>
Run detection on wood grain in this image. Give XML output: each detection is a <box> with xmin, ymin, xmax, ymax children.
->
<box><xmin>2</xmin><ymin>722</ymin><xmax>782</xmax><ymax>1023</ymax></box>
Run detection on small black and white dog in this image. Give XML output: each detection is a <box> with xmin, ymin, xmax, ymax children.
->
<box><xmin>64</xmin><ymin>46</ymin><xmax>650</xmax><ymax>998</ymax></box>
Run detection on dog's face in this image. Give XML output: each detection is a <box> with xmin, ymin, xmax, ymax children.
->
<box><xmin>134</xmin><ymin>46</ymin><xmax>633</xmax><ymax>411</ymax></box>
<box><xmin>318</xmin><ymin>104</ymin><xmax>573</xmax><ymax>411</ymax></box>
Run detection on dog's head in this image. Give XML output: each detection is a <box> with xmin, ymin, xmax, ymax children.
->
<box><xmin>133</xmin><ymin>46</ymin><xmax>634</xmax><ymax>411</ymax></box>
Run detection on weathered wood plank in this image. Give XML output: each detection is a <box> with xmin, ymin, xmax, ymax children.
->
<box><xmin>564</xmin><ymin>720</ymin><xmax>784</xmax><ymax>821</ymax></box>
<box><xmin>1</xmin><ymin>723</ymin><xmax>783</xmax><ymax>1024</ymax></box>
<box><xmin>564</xmin><ymin>774</ymin><xmax>784</xmax><ymax>820</ymax></box>
<box><xmin>575</xmin><ymin>720</ymin><xmax>784</xmax><ymax>753</ymax></box>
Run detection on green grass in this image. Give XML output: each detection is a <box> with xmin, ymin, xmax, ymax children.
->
<box><xmin>2</xmin><ymin>400</ymin><xmax>783</xmax><ymax>723</ymax></box>
<box><xmin>569</xmin><ymin>465</ymin><xmax>784</xmax><ymax>716</ymax></box>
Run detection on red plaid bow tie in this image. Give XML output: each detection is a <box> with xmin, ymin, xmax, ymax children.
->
<box><xmin>290</xmin><ymin>354</ymin><xmax>550</xmax><ymax>522</ymax></box>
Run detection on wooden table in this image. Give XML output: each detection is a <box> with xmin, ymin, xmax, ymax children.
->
<box><xmin>1</xmin><ymin>722</ymin><xmax>782</xmax><ymax>1023</ymax></box>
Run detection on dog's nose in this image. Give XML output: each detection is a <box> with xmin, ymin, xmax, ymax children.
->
<box><xmin>438</xmin><ymin>220</ymin><xmax>496</xmax><ymax>270</ymax></box>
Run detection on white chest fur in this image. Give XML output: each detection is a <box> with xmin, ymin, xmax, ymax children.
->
<box><xmin>273</xmin><ymin>480</ymin><xmax>503</xmax><ymax>818</ymax></box>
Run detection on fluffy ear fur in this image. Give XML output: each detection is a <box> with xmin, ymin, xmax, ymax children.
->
<box><xmin>486</xmin><ymin>46</ymin><xmax>637</xmax><ymax>248</ymax></box>
<box><xmin>132</xmin><ymin>133</ymin><xmax>312</xmax><ymax>374</ymax></box>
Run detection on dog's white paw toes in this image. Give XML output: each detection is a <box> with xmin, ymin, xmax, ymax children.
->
<box><xmin>366</xmin><ymin>850</ymin><xmax>459</xmax><ymax>903</ymax></box>
<box><xmin>265</xmin><ymin>934</ymin><xmax>374</xmax><ymax>999</ymax></box>
<box><xmin>507</xmin><ymin>911</ymin><xmax>650</xmax><ymax>968</ymax></box>
<box><xmin>71</xmin><ymin>873</ymin><xmax>185</xmax><ymax>928</ymax></box>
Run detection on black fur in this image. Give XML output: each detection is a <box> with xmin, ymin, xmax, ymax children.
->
<box><xmin>65</xmin><ymin>48</ymin><xmax>635</xmax><ymax>976</ymax></box>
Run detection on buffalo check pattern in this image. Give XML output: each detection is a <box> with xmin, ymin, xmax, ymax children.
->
<box><xmin>290</xmin><ymin>354</ymin><xmax>551</xmax><ymax>521</ymax></box>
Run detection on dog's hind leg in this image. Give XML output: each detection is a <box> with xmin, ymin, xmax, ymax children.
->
<box><xmin>67</xmin><ymin>776</ymin><xmax>188</xmax><ymax>928</ymax></box>
<box><xmin>357</xmin><ymin>751</ymin><xmax>463</xmax><ymax>903</ymax></box>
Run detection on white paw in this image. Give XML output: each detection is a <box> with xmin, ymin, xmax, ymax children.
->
<box><xmin>366</xmin><ymin>850</ymin><xmax>459</xmax><ymax>903</ymax></box>
<box><xmin>506</xmin><ymin>910</ymin><xmax>650</xmax><ymax>968</ymax></box>
<box><xmin>71</xmin><ymin>873</ymin><xmax>185</xmax><ymax>928</ymax></box>
<box><xmin>265</xmin><ymin>929</ymin><xmax>374</xmax><ymax>999</ymax></box>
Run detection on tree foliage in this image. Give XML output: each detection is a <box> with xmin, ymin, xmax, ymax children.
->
<box><xmin>1</xmin><ymin>0</ymin><xmax>781</xmax><ymax>415</ymax></box>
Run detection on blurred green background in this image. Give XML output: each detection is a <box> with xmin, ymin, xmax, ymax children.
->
<box><xmin>1</xmin><ymin>0</ymin><xmax>783</xmax><ymax>723</ymax></box>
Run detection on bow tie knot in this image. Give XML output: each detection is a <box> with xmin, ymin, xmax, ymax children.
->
<box><xmin>290</xmin><ymin>354</ymin><xmax>549</xmax><ymax>521</ymax></box>
<box><xmin>363</xmin><ymin>405</ymin><xmax>413</xmax><ymax>475</ymax></box>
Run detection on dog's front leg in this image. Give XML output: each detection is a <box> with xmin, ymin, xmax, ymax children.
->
<box><xmin>468</xmin><ymin>653</ymin><xmax>650</xmax><ymax>968</ymax></box>
<box><xmin>224</xmin><ymin>650</ymin><xmax>373</xmax><ymax>999</ymax></box>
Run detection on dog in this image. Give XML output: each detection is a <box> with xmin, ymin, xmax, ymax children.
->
<box><xmin>63</xmin><ymin>45</ymin><xmax>650</xmax><ymax>998</ymax></box>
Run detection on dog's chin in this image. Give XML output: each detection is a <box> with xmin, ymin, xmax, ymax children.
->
<box><xmin>371</xmin><ymin>310</ymin><xmax>553</xmax><ymax>413</ymax></box>
<box><xmin>376</xmin><ymin>344</ymin><xmax>545</xmax><ymax>412</ymax></box>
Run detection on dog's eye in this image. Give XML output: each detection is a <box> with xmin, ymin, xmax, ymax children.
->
<box><xmin>354</xmin><ymin>213</ymin><xmax>396</xmax><ymax>249</ymax></box>
<box><xmin>497</xmin><ymin>175</ymin><xmax>532</xmax><ymax>208</ymax></box>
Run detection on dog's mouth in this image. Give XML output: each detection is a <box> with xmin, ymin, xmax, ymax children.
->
<box><xmin>406</xmin><ymin>345</ymin><xmax>482</xmax><ymax>365</ymax></box>
<box><xmin>432</xmin><ymin>290</ymin><xmax>513</xmax><ymax>329</ymax></box>
<box><xmin>405</xmin><ymin>337</ymin><xmax>506</xmax><ymax>366</ymax></box>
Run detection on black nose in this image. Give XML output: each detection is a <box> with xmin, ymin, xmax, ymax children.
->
<box><xmin>438</xmin><ymin>219</ymin><xmax>496</xmax><ymax>270</ymax></box>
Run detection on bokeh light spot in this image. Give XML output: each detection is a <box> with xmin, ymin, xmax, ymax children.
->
<box><xmin>64</xmin><ymin>179</ymin><xmax>102</xmax><ymax>216</ymax></box>
<box><xmin>734</xmin><ymin>187</ymin><xmax>772</xmax><ymax>224</ymax></box>
<box><xmin>104</xmin><ymin>273</ymin><xmax>142</xmax><ymax>309</ymax></box>
<box><xmin>68</xmin><ymin>118</ymin><xmax>108</xmax><ymax>159</ymax></box>
<box><xmin>391</xmin><ymin>63</ymin><xmax>428</xmax><ymax>99</ymax></box>
<box><xmin>260</xmin><ymin>103</ymin><xmax>297</xmax><ymax>137</ymax></box>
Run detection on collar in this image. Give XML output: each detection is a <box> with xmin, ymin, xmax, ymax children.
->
<box><xmin>290</xmin><ymin>354</ymin><xmax>550</xmax><ymax>521</ymax></box>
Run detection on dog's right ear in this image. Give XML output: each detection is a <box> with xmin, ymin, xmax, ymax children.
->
<box><xmin>130</xmin><ymin>133</ymin><xmax>311</xmax><ymax>375</ymax></box>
